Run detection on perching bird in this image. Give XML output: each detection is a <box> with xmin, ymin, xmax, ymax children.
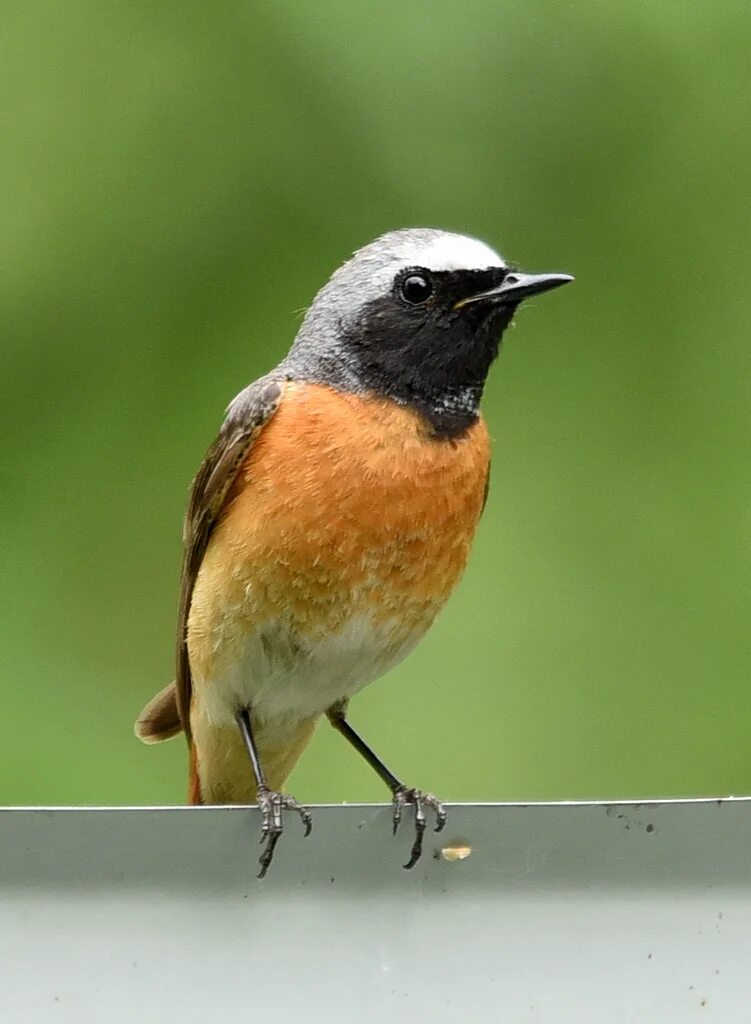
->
<box><xmin>135</xmin><ymin>228</ymin><xmax>572</xmax><ymax>876</ymax></box>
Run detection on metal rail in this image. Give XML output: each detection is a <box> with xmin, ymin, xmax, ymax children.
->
<box><xmin>2</xmin><ymin>799</ymin><xmax>749</xmax><ymax>1021</ymax></box>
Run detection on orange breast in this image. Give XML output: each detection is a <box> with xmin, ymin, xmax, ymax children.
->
<box><xmin>188</xmin><ymin>382</ymin><xmax>490</xmax><ymax>682</ymax></box>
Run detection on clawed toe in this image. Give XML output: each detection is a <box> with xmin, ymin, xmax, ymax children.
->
<box><xmin>391</xmin><ymin>787</ymin><xmax>447</xmax><ymax>869</ymax></box>
<box><xmin>256</xmin><ymin>789</ymin><xmax>313</xmax><ymax>878</ymax></box>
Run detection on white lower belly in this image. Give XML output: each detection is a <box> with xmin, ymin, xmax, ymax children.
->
<box><xmin>194</xmin><ymin>611</ymin><xmax>425</xmax><ymax>730</ymax></box>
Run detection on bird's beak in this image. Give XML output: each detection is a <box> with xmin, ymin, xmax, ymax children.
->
<box><xmin>455</xmin><ymin>271</ymin><xmax>574</xmax><ymax>310</ymax></box>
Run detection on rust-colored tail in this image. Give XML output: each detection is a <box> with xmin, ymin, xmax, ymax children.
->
<box><xmin>136</xmin><ymin>682</ymin><xmax>202</xmax><ymax>803</ymax></box>
<box><xmin>188</xmin><ymin>741</ymin><xmax>203</xmax><ymax>805</ymax></box>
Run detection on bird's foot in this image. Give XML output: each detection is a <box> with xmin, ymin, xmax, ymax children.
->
<box><xmin>391</xmin><ymin>786</ymin><xmax>447</xmax><ymax>869</ymax></box>
<box><xmin>256</xmin><ymin>788</ymin><xmax>313</xmax><ymax>878</ymax></box>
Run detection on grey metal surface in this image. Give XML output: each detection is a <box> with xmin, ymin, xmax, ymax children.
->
<box><xmin>1</xmin><ymin>799</ymin><xmax>750</xmax><ymax>1022</ymax></box>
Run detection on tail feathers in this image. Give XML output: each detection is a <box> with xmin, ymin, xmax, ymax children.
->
<box><xmin>188</xmin><ymin>741</ymin><xmax>203</xmax><ymax>804</ymax></box>
<box><xmin>135</xmin><ymin>682</ymin><xmax>183</xmax><ymax>744</ymax></box>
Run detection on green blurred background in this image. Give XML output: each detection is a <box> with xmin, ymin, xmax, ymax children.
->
<box><xmin>2</xmin><ymin>1</ymin><xmax>750</xmax><ymax>805</ymax></box>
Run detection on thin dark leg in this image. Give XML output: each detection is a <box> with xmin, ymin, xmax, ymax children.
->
<box><xmin>236</xmin><ymin>708</ymin><xmax>312</xmax><ymax>878</ymax></box>
<box><xmin>237</xmin><ymin>708</ymin><xmax>268</xmax><ymax>790</ymax></box>
<box><xmin>327</xmin><ymin>710</ymin><xmax>403</xmax><ymax>792</ymax></box>
<box><xmin>327</xmin><ymin>705</ymin><xmax>446</xmax><ymax>869</ymax></box>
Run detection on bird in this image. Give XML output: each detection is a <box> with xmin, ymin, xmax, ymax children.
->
<box><xmin>135</xmin><ymin>228</ymin><xmax>572</xmax><ymax>877</ymax></box>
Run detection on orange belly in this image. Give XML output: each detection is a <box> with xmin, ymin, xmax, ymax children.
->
<box><xmin>187</xmin><ymin>382</ymin><xmax>490</xmax><ymax>802</ymax></box>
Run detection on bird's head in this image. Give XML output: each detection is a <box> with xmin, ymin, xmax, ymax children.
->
<box><xmin>286</xmin><ymin>228</ymin><xmax>573</xmax><ymax>436</ymax></box>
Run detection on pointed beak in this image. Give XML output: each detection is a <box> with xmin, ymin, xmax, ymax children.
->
<box><xmin>455</xmin><ymin>271</ymin><xmax>574</xmax><ymax>310</ymax></box>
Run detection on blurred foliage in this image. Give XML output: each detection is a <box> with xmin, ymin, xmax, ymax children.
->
<box><xmin>2</xmin><ymin>1</ymin><xmax>751</xmax><ymax>805</ymax></box>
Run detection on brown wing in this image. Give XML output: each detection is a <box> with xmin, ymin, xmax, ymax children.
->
<box><xmin>175</xmin><ymin>376</ymin><xmax>283</xmax><ymax>742</ymax></box>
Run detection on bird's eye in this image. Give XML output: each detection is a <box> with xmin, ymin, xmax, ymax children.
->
<box><xmin>399</xmin><ymin>272</ymin><xmax>433</xmax><ymax>305</ymax></box>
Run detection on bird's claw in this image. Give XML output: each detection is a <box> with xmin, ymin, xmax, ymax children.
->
<box><xmin>256</xmin><ymin>789</ymin><xmax>312</xmax><ymax>878</ymax></box>
<box><xmin>391</xmin><ymin>786</ymin><xmax>447</xmax><ymax>869</ymax></box>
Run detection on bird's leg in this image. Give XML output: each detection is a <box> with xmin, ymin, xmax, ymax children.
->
<box><xmin>236</xmin><ymin>708</ymin><xmax>312</xmax><ymax>878</ymax></box>
<box><xmin>326</xmin><ymin>702</ymin><xmax>446</xmax><ymax>869</ymax></box>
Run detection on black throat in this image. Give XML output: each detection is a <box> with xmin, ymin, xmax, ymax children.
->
<box><xmin>284</xmin><ymin>268</ymin><xmax>516</xmax><ymax>439</ymax></box>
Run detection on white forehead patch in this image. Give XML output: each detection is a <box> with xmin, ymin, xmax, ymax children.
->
<box><xmin>348</xmin><ymin>228</ymin><xmax>504</xmax><ymax>299</ymax></box>
<box><xmin>391</xmin><ymin>230</ymin><xmax>505</xmax><ymax>273</ymax></box>
<box><xmin>298</xmin><ymin>228</ymin><xmax>507</xmax><ymax>335</ymax></box>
